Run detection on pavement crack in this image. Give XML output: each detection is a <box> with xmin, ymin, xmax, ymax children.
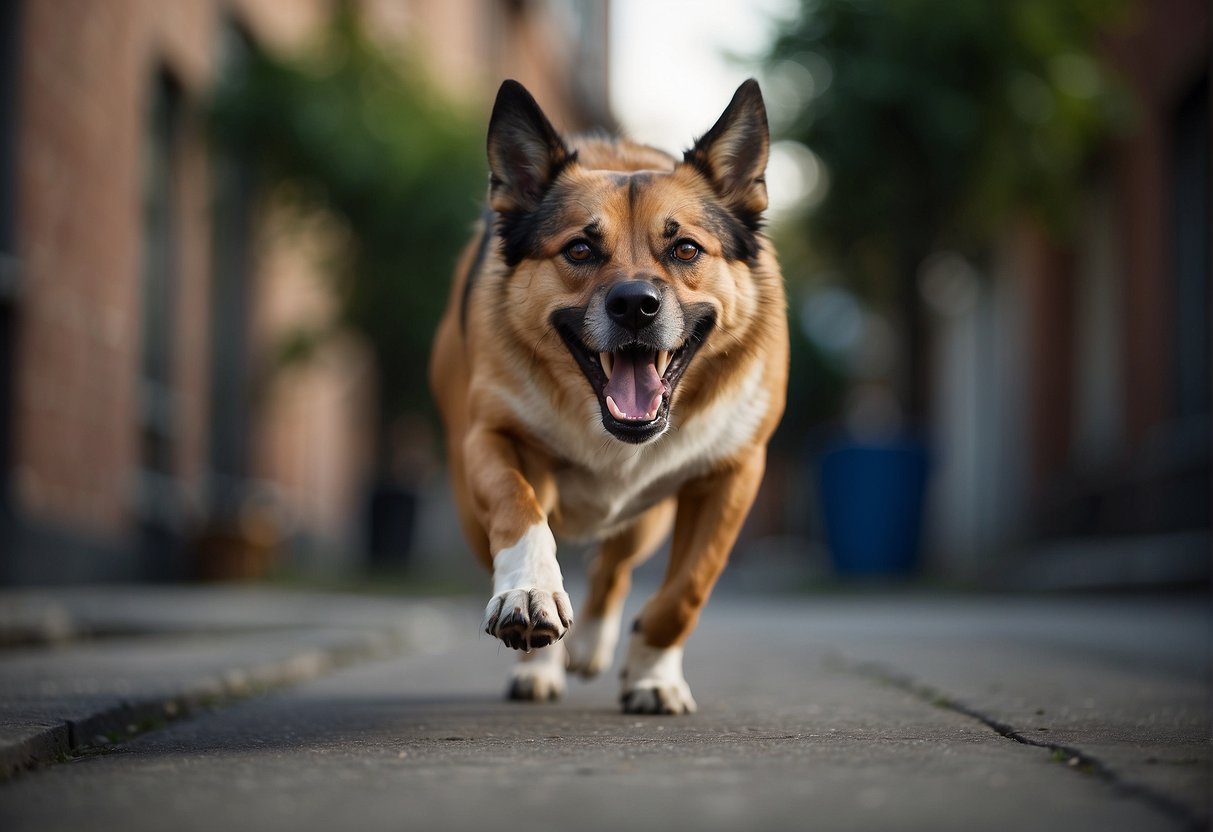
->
<box><xmin>831</xmin><ymin>655</ymin><xmax>1207</xmax><ymax>832</ymax></box>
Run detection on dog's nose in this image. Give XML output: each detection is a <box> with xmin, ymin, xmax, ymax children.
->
<box><xmin>605</xmin><ymin>281</ymin><xmax>662</xmax><ymax>332</ymax></box>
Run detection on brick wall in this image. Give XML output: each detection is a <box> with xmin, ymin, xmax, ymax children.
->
<box><xmin>4</xmin><ymin>0</ymin><xmax>611</xmax><ymax>581</ymax></box>
<box><xmin>7</xmin><ymin>0</ymin><xmax>352</xmax><ymax>575</ymax></box>
<box><xmin>16</xmin><ymin>1</ymin><xmax>149</xmax><ymax>541</ymax></box>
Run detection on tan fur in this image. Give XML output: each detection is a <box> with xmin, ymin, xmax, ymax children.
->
<box><xmin>430</xmin><ymin>84</ymin><xmax>788</xmax><ymax>698</ymax></box>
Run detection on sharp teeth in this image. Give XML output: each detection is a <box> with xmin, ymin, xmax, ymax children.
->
<box><xmin>649</xmin><ymin>394</ymin><xmax>662</xmax><ymax>418</ymax></box>
<box><xmin>606</xmin><ymin>395</ymin><xmax>625</xmax><ymax>421</ymax></box>
<box><xmin>656</xmin><ymin>350</ymin><xmax>671</xmax><ymax>377</ymax></box>
<box><xmin>600</xmin><ymin>352</ymin><xmax>613</xmax><ymax>380</ymax></box>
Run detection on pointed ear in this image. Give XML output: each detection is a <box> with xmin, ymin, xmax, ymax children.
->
<box><xmin>486</xmin><ymin>80</ymin><xmax>575</xmax><ymax>214</ymax></box>
<box><xmin>683</xmin><ymin>79</ymin><xmax>770</xmax><ymax>219</ymax></box>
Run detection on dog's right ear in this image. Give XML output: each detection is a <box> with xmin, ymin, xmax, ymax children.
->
<box><xmin>487</xmin><ymin>80</ymin><xmax>575</xmax><ymax>215</ymax></box>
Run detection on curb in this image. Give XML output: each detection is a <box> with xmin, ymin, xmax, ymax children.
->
<box><xmin>0</xmin><ymin>618</ymin><xmax>443</xmax><ymax>779</ymax></box>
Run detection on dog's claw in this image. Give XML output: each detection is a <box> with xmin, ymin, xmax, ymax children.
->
<box><xmin>554</xmin><ymin>594</ymin><xmax>574</xmax><ymax>628</ymax></box>
<box><xmin>483</xmin><ymin>588</ymin><xmax>572</xmax><ymax>651</ymax></box>
<box><xmin>483</xmin><ymin>598</ymin><xmax>503</xmax><ymax>636</ymax></box>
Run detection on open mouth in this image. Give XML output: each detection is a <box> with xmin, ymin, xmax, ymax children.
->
<box><xmin>552</xmin><ymin>306</ymin><xmax>715</xmax><ymax>444</ymax></box>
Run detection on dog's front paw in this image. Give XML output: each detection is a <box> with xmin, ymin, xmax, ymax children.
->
<box><xmin>619</xmin><ymin>633</ymin><xmax>697</xmax><ymax>715</ymax></box>
<box><xmin>507</xmin><ymin>645</ymin><xmax>567</xmax><ymax>701</ymax></box>
<box><xmin>565</xmin><ymin>610</ymin><xmax>622</xmax><ymax>678</ymax></box>
<box><xmin>483</xmin><ymin>588</ymin><xmax>573</xmax><ymax>651</ymax></box>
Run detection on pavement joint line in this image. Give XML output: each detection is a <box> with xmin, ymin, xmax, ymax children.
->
<box><xmin>0</xmin><ymin>624</ymin><xmax>423</xmax><ymax>781</ymax></box>
<box><xmin>829</xmin><ymin>654</ymin><xmax>1208</xmax><ymax>832</ymax></box>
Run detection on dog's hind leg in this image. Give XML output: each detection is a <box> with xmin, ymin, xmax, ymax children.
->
<box><xmin>566</xmin><ymin>498</ymin><xmax>675</xmax><ymax>678</ymax></box>
<box><xmin>621</xmin><ymin>450</ymin><xmax>765</xmax><ymax>714</ymax></box>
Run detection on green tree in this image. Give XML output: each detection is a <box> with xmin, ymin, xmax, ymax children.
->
<box><xmin>768</xmin><ymin>0</ymin><xmax>1128</xmax><ymax>424</ymax></box>
<box><xmin>211</xmin><ymin>10</ymin><xmax>485</xmax><ymax>451</ymax></box>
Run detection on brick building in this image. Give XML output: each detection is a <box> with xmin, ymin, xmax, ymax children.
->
<box><xmin>0</xmin><ymin>0</ymin><xmax>611</xmax><ymax>583</ymax></box>
<box><xmin>924</xmin><ymin>0</ymin><xmax>1210</xmax><ymax>583</ymax></box>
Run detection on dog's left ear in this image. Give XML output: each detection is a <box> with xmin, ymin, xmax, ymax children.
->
<box><xmin>684</xmin><ymin>79</ymin><xmax>770</xmax><ymax>219</ymax></box>
<box><xmin>487</xmin><ymin>80</ymin><xmax>575</xmax><ymax>215</ymax></box>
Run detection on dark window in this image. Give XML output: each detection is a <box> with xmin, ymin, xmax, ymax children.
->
<box><xmin>207</xmin><ymin>23</ymin><xmax>255</xmax><ymax>518</ymax></box>
<box><xmin>1167</xmin><ymin>73</ymin><xmax>1211</xmax><ymax>534</ymax></box>
<box><xmin>137</xmin><ymin>70</ymin><xmax>184</xmax><ymax>577</ymax></box>
<box><xmin>1172</xmin><ymin>75</ymin><xmax>1210</xmax><ymax>421</ymax></box>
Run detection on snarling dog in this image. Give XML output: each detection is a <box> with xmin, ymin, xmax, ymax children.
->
<box><xmin>429</xmin><ymin>79</ymin><xmax>788</xmax><ymax>714</ymax></box>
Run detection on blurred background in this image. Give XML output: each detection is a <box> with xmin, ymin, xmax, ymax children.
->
<box><xmin>0</xmin><ymin>0</ymin><xmax>1207</xmax><ymax>592</ymax></box>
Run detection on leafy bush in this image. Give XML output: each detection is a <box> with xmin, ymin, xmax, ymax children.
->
<box><xmin>767</xmin><ymin>0</ymin><xmax>1130</xmax><ymax>421</ymax></box>
<box><xmin>211</xmin><ymin>10</ymin><xmax>486</xmax><ymax>424</ymax></box>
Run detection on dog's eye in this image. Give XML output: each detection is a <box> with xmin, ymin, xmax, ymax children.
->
<box><xmin>564</xmin><ymin>241</ymin><xmax>595</xmax><ymax>263</ymax></box>
<box><xmin>672</xmin><ymin>240</ymin><xmax>701</xmax><ymax>262</ymax></box>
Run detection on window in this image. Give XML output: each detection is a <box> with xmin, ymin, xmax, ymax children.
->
<box><xmin>1172</xmin><ymin>75</ymin><xmax>1210</xmax><ymax>421</ymax></box>
<box><xmin>207</xmin><ymin>23</ymin><xmax>256</xmax><ymax>518</ymax></box>
<box><xmin>137</xmin><ymin>70</ymin><xmax>184</xmax><ymax>575</ymax></box>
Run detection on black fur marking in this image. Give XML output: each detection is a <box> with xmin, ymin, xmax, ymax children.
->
<box><xmin>631</xmin><ymin>618</ymin><xmax>642</xmax><ymax>633</ymax></box>
<box><xmin>663</xmin><ymin>219</ymin><xmax>680</xmax><ymax>239</ymax></box>
<box><xmin>460</xmin><ymin>206</ymin><xmax>497</xmax><ymax>332</ymax></box>
<box><xmin>681</xmin><ymin>146</ymin><xmax>716</xmax><ymax>187</ymax></box>
<box><xmin>627</xmin><ymin>173</ymin><xmax>652</xmax><ymax>210</ymax></box>
<box><xmin>702</xmin><ymin>201</ymin><xmax>761</xmax><ymax>263</ymax></box>
<box><xmin>496</xmin><ymin>179</ymin><xmax>581</xmax><ymax>267</ymax></box>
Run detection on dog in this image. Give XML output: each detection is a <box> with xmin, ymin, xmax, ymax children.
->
<box><xmin>429</xmin><ymin>78</ymin><xmax>788</xmax><ymax>714</ymax></box>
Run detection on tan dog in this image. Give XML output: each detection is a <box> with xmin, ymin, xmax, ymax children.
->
<box><xmin>429</xmin><ymin>79</ymin><xmax>788</xmax><ymax>714</ymax></box>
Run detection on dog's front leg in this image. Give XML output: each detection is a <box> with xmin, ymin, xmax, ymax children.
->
<box><xmin>466</xmin><ymin>427</ymin><xmax>573</xmax><ymax>652</ymax></box>
<box><xmin>621</xmin><ymin>449</ymin><xmax>766</xmax><ymax>714</ymax></box>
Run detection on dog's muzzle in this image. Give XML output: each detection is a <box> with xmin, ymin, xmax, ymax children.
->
<box><xmin>552</xmin><ymin>298</ymin><xmax>715</xmax><ymax>444</ymax></box>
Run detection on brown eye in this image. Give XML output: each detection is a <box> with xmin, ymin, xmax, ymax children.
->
<box><xmin>564</xmin><ymin>241</ymin><xmax>594</xmax><ymax>263</ymax></box>
<box><xmin>673</xmin><ymin>240</ymin><xmax>700</xmax><ymax>262</ymax></box>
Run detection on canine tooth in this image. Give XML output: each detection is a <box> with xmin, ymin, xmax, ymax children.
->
<box><xmin>656</xmin><ymin>350</ymin><xmax>671</xmax><ymax>377</ymax></box>
<box><xmin>606</xmin><ymin>395</ymin><xmax>626</xmax><ymax>421</ymax></box>
<box><xmin>646</xmin><ymin>393</ymin><xmax>662</xmax><ymax>420</ymax></box>
<box><xmin>600</xmin><ymin>352</ymin><xmax>613</xmax><ymax>380</ymax></box>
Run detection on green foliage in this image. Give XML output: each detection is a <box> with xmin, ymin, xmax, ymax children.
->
<box><xmin>211</xmin><ymin>12</ymin><xmax>486</xmax><ymax>421</ymax></box>
<box><xmin>769</xmin><ymin>0</ymin><xmax>1130</xmax><ymax>292</ymax></box>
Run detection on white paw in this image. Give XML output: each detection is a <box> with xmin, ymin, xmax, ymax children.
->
<box><xmin>483</xmin><ymin>588</ymin><xmax>573</xmax><ymax>651</ymax></box>
<box><xmin>565</xmin><ymin>609</ymin><xmax>623</xmax><ymax>678</ymax></box>
<box><xmin>483</xmin><ymin>524</ymin><xmax>573</xmax><ymax>652</ymax></box>
<box><xmin>507</xmin><ymin>644</ymin><xmax>567</xmax><ymax>701</ymax></box>
<box><xmin>620</xmin><ymin>633</ymin><xmax>697</xmax><ymax>715</ymax></box>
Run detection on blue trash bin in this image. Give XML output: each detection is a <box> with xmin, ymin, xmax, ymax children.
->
<box><xmin>818</xmin><ymin>440</ymin><xmax>930</xmax><ymax>576</ymax></box>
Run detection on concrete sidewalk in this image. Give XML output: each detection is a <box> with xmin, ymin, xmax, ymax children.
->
<box><xmin>0</xmin><ymin>585</ymin><xmax>464</xmax><ymax>776</ymax></box>
<box><xmin>0</xmin><ymin>585</ymin><xmax>1208</xmax><ymax>831</ymax></box>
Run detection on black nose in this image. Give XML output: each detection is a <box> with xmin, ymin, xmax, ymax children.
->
<box><xmin>605</xmin><ymin>281</ymin><xmax>662</xmax><ymax>332</ymax></box>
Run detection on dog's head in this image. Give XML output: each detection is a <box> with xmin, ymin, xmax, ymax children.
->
<box><xmin>486</xmin><ymin>79</ymin><xmax>771</xmax><ymax>445</ymax></box>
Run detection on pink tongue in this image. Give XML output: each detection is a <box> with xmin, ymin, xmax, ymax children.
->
<box><xmin>604</xmin><ymin>351</ymin><xmax>663</xmax><ymax>419</ymax></box>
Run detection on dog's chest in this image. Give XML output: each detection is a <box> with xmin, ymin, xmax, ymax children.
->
<box><xmin>550</xmin><ymin>445</ymin><xmax>690</xmax><ymax>539</ymax></box>
<box><xmin>547</xmin><ymin>361</ymin><xmax>770</xmax><ymax>540</ymax></box>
